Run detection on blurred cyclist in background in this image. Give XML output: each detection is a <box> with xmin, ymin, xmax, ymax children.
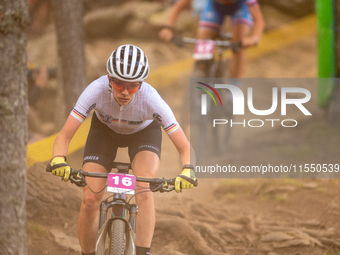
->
<box><xmin>159</xmin><ymin>0</ymin><xmax>265</xmax><ymax>79</ymax></box>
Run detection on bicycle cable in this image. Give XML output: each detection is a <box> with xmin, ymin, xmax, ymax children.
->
<box><xmin>83</xmin><ymin>177</ymin><xmax>108</xmax><ymax>194</ymax></box>
<box><xmin>127</xmin><ymin>184</ymin><xmax>165</xmax><ymax>203</ymax></box>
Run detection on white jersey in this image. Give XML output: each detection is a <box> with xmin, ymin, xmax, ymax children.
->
<box><xmin>70</xmin><ymin>75</ymin><xmax>179</xmax><ymax>135</ymax></box>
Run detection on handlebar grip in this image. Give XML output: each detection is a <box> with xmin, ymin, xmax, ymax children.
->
<box><xmin>46</xmin><ymin>164</ymin><xmax>52</xmax><ymax>172</ymax></box>
<box><xmin>171</xmin><ymin>36</ymin><xmax>185</xmax><ymax>47</ymax></box>
<box><xmin>178</xmin><ymin>175</ymin><xmax>198</xmax><ymax>187</ymax></box>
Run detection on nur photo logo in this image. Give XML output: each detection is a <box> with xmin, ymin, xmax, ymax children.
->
<box><xmin>196</xmin><ymin>83</ymin><xmax>312</xmax><ymax>128</ymax></box>
<box><xmin>196</xmin><ymin>82</ymin><xmax>223</xmax><ymax>115</ymax></box>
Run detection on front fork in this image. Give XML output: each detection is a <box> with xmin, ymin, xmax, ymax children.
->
<box><xmin>193</xmin><ymin>59</ymin><xmax>214</xmax><ymax>78</ymax></box>
<box><xmin>193</xmin><ymin>50</ymin><xmax>225</xmax><ymax>79</ymax></box>
<box><xmin>99</xmin><ymin>194</ymin><xmax>138</xmax><ymax>231</ymax></box>
<box><xmin>96</xmin><ymin>194</ymin><xmax>138</xmax><ymax>254</ymax></box>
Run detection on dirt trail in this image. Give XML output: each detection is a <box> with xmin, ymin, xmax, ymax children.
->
<box><xmin>148</xmin><ymin>33</ymin><xmax>340</xmax><ymax>255</ymax></box>
<box><xmin>26</xmin><ymin>17</ymin><xmax>340</xmax><ymax>255</ymax></box>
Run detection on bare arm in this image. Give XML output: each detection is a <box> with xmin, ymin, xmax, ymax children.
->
<box><xmin>243</xmin><ymin>3</ymin><xmax>265</xmax><ymax>47</ymax></box>
<box><xmin>168</xmin><ymin>127</ymin><xmax>196</xmax><ymax>168</ymax></box>
<box><xmin>53</xmin><ymin>115</ymin><xmax>83</xmax><ymax>157</ymax></box>
<box><xmin>165</xmin><ymin>0</ymin><xmax>191</xmax><ymax>27</ymax></box>
<box><xmin>159</xmin><ymin>0</ymin><xmax>192</xmax><ymax>42</ymax></box>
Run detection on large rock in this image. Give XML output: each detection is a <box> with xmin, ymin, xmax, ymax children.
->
<box><xmin>83</xmin><ymin>1</ymin><xmax>199</xmax><ymax>40</ymax></box>
<box><xmin>83</xmin><ymin>4</ymin><xmax>133</xmax><ymax>39</ymax></box>
<box><xmin>26</xmin><ymin>162</ymin><xmax>82</xmax><ymax>220</ymax></box>
<box><xmin>84</xmin><ymin>2</ymin><xmax>164</xmax><ymax>40</ymax></box>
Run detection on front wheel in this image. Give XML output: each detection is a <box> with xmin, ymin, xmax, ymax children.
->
<box><xmin>180</xmin><ymin>65</ymin><xmax>209</xmax><ymax>135</ymax></box>
<box><xmin>210</xmin><ymin>85</ymin><xmax>233</xmax><ymax>156</ymax></box>
<box><xmin>109</xmin><ymin>219</ymin><xmax>126</xmax><ymax>255</ymax></box>
<box><xmin>209</xmin><ymin>59</ymin><xmax>233</xmax><ymax>155</ymax></box>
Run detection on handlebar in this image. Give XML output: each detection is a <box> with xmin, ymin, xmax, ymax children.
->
<box><xmin>46</xmin><ymin>161</ymin><xmax>198</xmax><ymax>193</ymax></box>
<box><xmin>172</xmin><ymin>36</ymin><xmax>242</xmax><ymax>52</ymax></box>
<box><xmin>69</xmin><ymin>168</ymin><xmax>176</xmax><ymax>185</ymax></box>
<box><xmin>46</xmin><ymin>164</ymin><xmax>182</xmax><ymax>193</ymax></box>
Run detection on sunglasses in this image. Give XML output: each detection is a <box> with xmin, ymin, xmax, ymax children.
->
<box><xmin>109</xmin><ymin>78</ymin><xmax>141</xmax><ymax>93</ymax></box>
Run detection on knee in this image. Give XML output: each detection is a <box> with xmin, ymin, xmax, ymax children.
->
<box><xmin>135</xmin><ymin>191</ymin><xmax>153</xmax><ymax>206</ymax></box>
<box><xmin>81</xmin><ymin>192</ymin><xmax>103</xmax><ymax>213</ymax></box>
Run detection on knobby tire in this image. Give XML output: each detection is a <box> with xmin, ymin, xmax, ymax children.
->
<box><xmin>109</xmin><ymin>219</ymin><xmax>126</xmax><ymax>255</ymax></box>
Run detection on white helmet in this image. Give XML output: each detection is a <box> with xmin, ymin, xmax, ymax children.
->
<box><xmin>106</xmin><ymin>44</ymin><xmax>149</xmax><ymax>82</ymax></box>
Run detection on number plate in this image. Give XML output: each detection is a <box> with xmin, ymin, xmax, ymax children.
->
<box><xmin>107</xmin><ymin>173</ymin><xmax>136</xmax><ymax>195</ymax></box>
<box><xmin>193</xmin><ymin>40</ymin><xmax>215</xmax><ymax>60</ymax></box>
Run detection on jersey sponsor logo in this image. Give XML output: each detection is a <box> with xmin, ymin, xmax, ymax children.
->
<box><xmin>86</xmin><ymin>103</ymin><xmax>96</xmax><ymax>114</ymax></box>
<box><xmin>99</xmin><ymin>113</ymin><xmax>143</xmax><ymax>125</ymax></box>
<box><xmin>84</xmin><ymin>156</ymin><xmax>99</xmax><ymax>161</ymax></box>
<box><xmin>102</xmin><ymin>115</ymin><xmax>114</xmax><ymax>123</ymax></box>
<box><xmin>138</xmin><ymin>144</ymin><xmax>160</xmax><ymax>152</ymax></box>
<box><xmin>128</xmin><ymin>120</ymin><xmax>143</xmax><ymax>125</ymax></box>
<box><xmin>153</xmin><ymin>113</ymin><xmax>162</xmax><ymax>123</ymax></box>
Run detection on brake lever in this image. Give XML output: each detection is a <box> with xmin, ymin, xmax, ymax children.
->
<box><xmin>150</xmin><ymin>183</ymin><xmax>162</xmax><ymax>192</ymax></box>
<box><xmin>162</xmin><ymin>186</ymin><xmax>175</xmax><ymax>193</ymax></box>
<box><xmin>160</xmin><ymin>181</ymin><xmax>176</xmax><ymax>193</ymax></box>
<box><xmin>69</xmin><ymin>173</ymin><xmax>87</xmax><ymax>187</ymax></box>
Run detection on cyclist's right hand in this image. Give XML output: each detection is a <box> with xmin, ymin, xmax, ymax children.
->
<box><xmin>48</xmin><ymin>156</ymin><xmax>71</xmax><ymax>182</ymax></box>
<box><xmin>158</xmin><ymin>26</ymin><xmax>173</xmax><ymax>42</ymax></box>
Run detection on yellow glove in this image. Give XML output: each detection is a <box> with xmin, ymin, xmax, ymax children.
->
<box><xmin>50</xmin><ymin>156</ymin><xmax>71</xmax><ymax>182</ymax></box>
<box><xmin>175</xmin><ymin>165</ymin><xmax>197</xmax><ymax>193</ymax></box>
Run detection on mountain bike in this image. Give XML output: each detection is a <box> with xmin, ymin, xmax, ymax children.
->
<box><xmin>47</xmin><ymin>162</ymin><xmax>193</xmax><ymax>255</ymax></box>
<box><xmin>173</xmin><ymin>34</ymin><xmax>242</xmax><ymax>163</ymax></box>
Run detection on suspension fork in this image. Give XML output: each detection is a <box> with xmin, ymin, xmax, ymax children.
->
<box><xmin>215</xmin><ymin>48</ymin><xmax>225</xmax><ymax>78</ymax></box>
<box><xmin>193</xmin><ymin>59</ymin><xmax>214</xmax><ymax>78</ymax></box>
<box><xmin>98</xmin><ymin>193</ymin><xmax>138</xmax><ymax>232</ymax></box>
<box><xmin>98</xmin><ymin>193</ymin><xmax>127</xmax><ymax>230</ymax></box>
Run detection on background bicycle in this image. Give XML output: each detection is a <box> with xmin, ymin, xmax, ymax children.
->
<box><xmin>173</xmin><ymin>34</ymin><xmax>241</xmax><ymax>163</ymax></box>
<box><xmin>46</xmin><ymin>162</ymin><xmax>196</xmax><ymax>255</ymax></box>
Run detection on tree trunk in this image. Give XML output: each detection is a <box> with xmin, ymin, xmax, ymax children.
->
<box><xmin>0</xmin><ymin>1</ymin><xmax>30</xmax><ymax>254</ymax></box>
<box><xmin>51</xmin><ymin>0</ymin><xmax>86</xmax><ymax>127</ymax></box>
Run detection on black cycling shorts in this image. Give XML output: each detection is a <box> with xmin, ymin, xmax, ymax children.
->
<box><xmin>83</xmin><ymin>113</ymin><xmax>162</xmax><ymax>172</ymax></box>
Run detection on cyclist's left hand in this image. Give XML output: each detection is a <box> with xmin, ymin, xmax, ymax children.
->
<box><xmin>175</xmin><ymin>165</ymin><xmax>197</xmax><ymax>193</ymax></box>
